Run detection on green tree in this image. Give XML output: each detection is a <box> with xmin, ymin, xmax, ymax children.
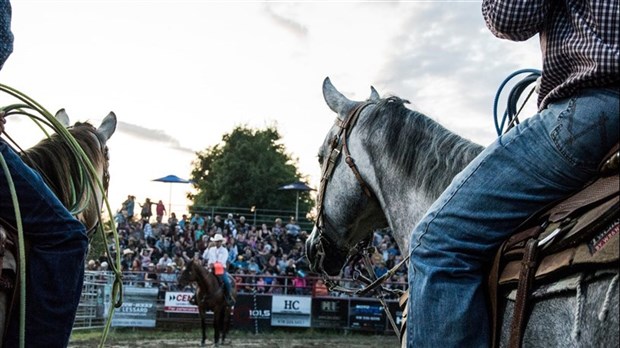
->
<box><xmin>189</xmin><ymin>125</ymin><xmax>313</xmax><ymax>217</ymax></box>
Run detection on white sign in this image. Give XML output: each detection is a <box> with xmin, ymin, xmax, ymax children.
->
<box><xmin>271</xmin><ymin>295</ymin><xmax>311</xmax><ymax>327</ymax></box>
<box><xmin>164</xmin><ymin>291</ymin><xmax>198</xmax><ymax>313</ymax></box>
<box><xmin>110</xmin><ymin>286</ymin><xmax>159</xmax><ymax>327</ymax></box>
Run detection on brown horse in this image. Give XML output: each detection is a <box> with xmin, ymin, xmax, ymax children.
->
<box><xmin>178</xmin><ymin>260</ymin><xmax>236</xmax><ymax>347</ymax></box>
<box><xmin>0</xmin><ymin>109</ymin><xmax>116</xmax><ymax>344</ymax></box>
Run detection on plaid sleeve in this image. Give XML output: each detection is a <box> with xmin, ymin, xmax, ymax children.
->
<box><xmin>0</xmin><ymin>0</ymin><xmax>13</xmax><ymax>69</ymax></box>
<box><xmin>482</xmin><ymin>0</ymin><xmax>551</xmax><ymax>41</ymax></box>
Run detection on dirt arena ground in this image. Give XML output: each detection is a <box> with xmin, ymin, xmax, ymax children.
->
<box><xmin>69</xmin><ymin>330</ymin><xmax>401</xmax><ymax>348</ymax></box>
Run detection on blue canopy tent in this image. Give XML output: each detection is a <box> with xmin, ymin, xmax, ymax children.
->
<box><xmin>152</xmin><ymin>174</ymin><xmax>192</xmax><ymax>213</ymax></box>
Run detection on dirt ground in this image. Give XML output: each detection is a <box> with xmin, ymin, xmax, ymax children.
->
<box><xmin>70</xmin><ymin>335</ymin><xmax>400</xmax><ymax>348</ymax></box>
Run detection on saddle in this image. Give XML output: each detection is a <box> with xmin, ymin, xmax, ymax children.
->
<box><xmin>398</xmin><ymin>143</ymin><xmax>619</xmax><ymax>347</ymax></box>
<box><xmin>488</xmin><ymin>143</ymin><xmax>620</xmax><ymax>348</ymax></box>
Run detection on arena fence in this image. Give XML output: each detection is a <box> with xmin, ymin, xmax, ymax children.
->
<box><xmin>74</xmin><ymin>271</ymin><xmax>406</xmax><ymax>334</ymax></box>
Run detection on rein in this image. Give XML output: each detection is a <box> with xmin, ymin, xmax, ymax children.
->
<box><xmin>312</xmin><ymin>101</ymin><xmax>408</xmax><ymax>340</ymax></box>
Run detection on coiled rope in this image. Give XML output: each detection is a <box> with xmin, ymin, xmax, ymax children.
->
<box><xmin>0</xmin><ymin>83</ymin><xmax>123</xmax><ymax>348</ymax></box>
<box><xmin>493</xmin><ymin>68</ymin><xmax>542</xmax><ymax>136</ymax></box>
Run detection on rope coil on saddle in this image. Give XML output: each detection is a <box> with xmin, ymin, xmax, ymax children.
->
<box><xmin>0</xmin><ymin>83</ymin><xmax>123</xmax><ymax>348</ymax></box>
<box><xmin>493</xmin><ymin>68</ymin><xmax>542</xmax><ymax>136</ymax></box>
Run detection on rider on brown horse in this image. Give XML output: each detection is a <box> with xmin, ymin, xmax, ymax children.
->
<box><xmin>202</xmin><ymin>233</ymin><xmax>235</xmax><ymax>306</ymax></box>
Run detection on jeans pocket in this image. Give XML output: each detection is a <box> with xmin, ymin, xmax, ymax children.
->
<box><xmin>549</xmin><ymin>95</ymin><xmax>612</xmax><ymax>172</ymax></box>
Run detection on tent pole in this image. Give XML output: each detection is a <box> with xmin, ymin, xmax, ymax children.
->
<box><xmin>295</xmin><ymin>191</ymin><xmax>299</xmax><ymax>221</ymax></box>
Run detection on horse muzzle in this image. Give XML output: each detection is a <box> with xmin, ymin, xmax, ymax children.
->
<box><xmin>306</xmin><ymin>227</ymin><xmax>348</xmax><ymax>276</ymax></box>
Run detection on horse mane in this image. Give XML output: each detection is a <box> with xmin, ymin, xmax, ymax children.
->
<box><xmin>19</xmin><ymin>122</ymin><xmax>108</xmax><ymax>210</ymax></box>
<box><xmin>359</xmin><ymin>96</ymin><xmax>484</xmax><ymax>198</ymax></box>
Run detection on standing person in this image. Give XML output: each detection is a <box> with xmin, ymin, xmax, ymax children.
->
<box><xmin>0</xmin><ymin>1</ymin><xmax>90</xmax><ymax>346</ymax></box>
<box><xmin>139</xmin><ymin>197</ymin><xmax>154</xmax><ymax>225</ymax></box>
<box><xmin>155</xmin><ymin>199</ymin><xmax>166</xmax><ymax>223</ymax></box>
<box><xmin>167</xmin><ymin>212</ymin><xmax>178</xmax><ymax>236</ymax></box>
<box><xmin>123</xmin><ymin>194</ymin><xmax>135</xmax><ymax>221</ymax></box>
<box><xmin>202</xmin><ymin>233</ymin><xmax>235</xmax><ymax>306</ymax></box>
<box><xmin>407</xmin><ymin>1</ymin><xmax>619</xmax><ymax>347</ymax></box>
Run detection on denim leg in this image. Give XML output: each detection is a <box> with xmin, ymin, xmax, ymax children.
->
<box><xmin>221</xmin><ymin>272</ymin><xmax>233</xmax><ymax>296</ymax></box>
<box><xmin>407</xmin><ymin>88</ymin><xmax>619</xmax><ymax>347</ymax></box>
<box><xmin>1</xmin><ymin>140</ymin><xmax>88</xmax><ymax>347</ymax></box>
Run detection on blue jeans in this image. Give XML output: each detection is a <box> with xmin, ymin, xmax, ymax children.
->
<box><xmin>407</xmin><ymin>88</ymin><xmax>619</xmax><ymax>346</ymax></box>
<box><xmin>1</xmin><ymin>140</ymin><xmax>88</xmax><ymax>347</ymax></box>
<box><xmin>219</xmin><ymin>272</ymin><xmax>233</xmax><ymax>300</ymax></box>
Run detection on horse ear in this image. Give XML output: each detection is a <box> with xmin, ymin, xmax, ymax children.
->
<box><xmin>322</xmin><ymin>77</ymin><xmax>358</xmax><ymax>118</ymax></box>
<box><xmin>55</xmin><ymin>109</ymin><xmax>70</xmax><ymax>127</ymax></box>
<box><xmin>97</xmin><ymin>112</ymin><xmax>117</xmax><ymax>142</ymax></box>
<box><xmin>369</xmin><ymin>86</ymin><xmax>380</xmax><ymax>101</ymax></box>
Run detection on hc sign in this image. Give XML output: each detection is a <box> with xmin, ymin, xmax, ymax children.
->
<box><xmin>284</xmin><ymin>300</ymin><xmax>300</xmax><ymax>310</ymax></box>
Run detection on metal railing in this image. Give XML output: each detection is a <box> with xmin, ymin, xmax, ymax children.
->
<box><xmin>189</xmin><ymin>205</ymin><xmax>314</xmax><ymax>231</ymax></box>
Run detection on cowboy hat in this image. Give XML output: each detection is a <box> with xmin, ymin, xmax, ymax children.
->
<box><xmin>122</xmin><ymin>248</ymin><xmax>134</xmax><ymax>256</ymax></box>
<box><xmin>211</xmin><ymin>234</ymin><xmax>225</xmax><ymax>242</ymax></box>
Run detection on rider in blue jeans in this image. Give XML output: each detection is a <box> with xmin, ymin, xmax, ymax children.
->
<box><xmin>407</xmin><ymin>0</ymin><xmax>619</xmax><ymax>346</ymax></box>
<box><xmin>0</xmin><ymin>1</ymin><xmax>89</xmax><ymax>346</ymax></box>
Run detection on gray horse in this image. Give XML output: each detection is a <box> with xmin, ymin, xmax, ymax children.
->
<box><xmin>306</xmin><ymin>77</ymin><xmax>619</xmax><ymax>347</ymax></box>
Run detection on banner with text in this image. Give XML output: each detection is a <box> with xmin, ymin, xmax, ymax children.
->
<box><xmin>164</xmin><ymin>291</ymin><xmax>199</xmax><ymax>313</ymax></box>
<box><xmin>271</xmin><ymin>295</ymin><xmax>312</xmax><ymax>327</ymax></box>
<box><xmin>348</xmin><ymin>299</ymin><xmax>386</xmax><ymax>331</ymax></box>
<box><xmin>109</xmin><ymin>286</ymin><xmax>158</xmax><ymax>327</ymax></box>
<box><xmin>232</xmin><ymin>294</ymin><xmax>273</xmax><ymax>333</ymax></box>
<box><xmin>311</xmin><ymin>298</ymin><xmax>349</xmax><ymax>328</ymax></box>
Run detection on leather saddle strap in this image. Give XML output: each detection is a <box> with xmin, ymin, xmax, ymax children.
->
<box><xmin>509</xmin><ymin>238</ymin><xmax>539</xmax><ymax>348</ymax></box>
<box><xmin>489</xmin><ymin>224</ymin><xmax>543</xmax><ymax>348</ymax></box>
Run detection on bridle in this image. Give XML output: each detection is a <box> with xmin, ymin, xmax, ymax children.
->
<box><xmin>312</xmin><ymin>100</ymin><xmax>409</xmax><ymax>339</ymax></box>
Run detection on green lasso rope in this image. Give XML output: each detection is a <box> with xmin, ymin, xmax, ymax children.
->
<box><xmin>0</xmin><ymin>83</ymin><xmax>123</xmax><ymax>347</ymax></box>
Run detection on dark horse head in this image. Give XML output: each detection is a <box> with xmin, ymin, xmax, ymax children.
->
<box><xmin>20</xmin><ymin>109</ymin><xmax>117</xmax><ymax>235</ymax></box>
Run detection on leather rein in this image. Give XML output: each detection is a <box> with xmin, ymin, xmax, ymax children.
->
<box><xmin>312</xmin><ymin>101</ymin><xmax>409</xmax><ymax>340</ymax></box>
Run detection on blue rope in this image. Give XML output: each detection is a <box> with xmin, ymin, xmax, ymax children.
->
<box><xmin>493</xmin><ymin>68</ymin><xmax>542</xmax><ymax>136</ymax></box>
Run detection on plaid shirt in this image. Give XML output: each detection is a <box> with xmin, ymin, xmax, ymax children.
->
<box><xmin>0</xmin><ymin>0</ymin><xmax>13</xmax><ymax>69</ymax></box>
<box><xmin>482</xmin><ymin>0</ymin><xmax>619</xmax><ymax>110</ymax></box>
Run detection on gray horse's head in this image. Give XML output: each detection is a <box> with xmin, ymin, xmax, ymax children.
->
<box><xmin>306</xmin><ymin>77</ymin><xmax>385</xmax><ymax>276</ymax></box>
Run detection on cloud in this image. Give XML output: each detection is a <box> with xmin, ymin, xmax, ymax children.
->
<box><xmin>117</xmin><ymin>121</ymin><xmax>195</xmax><ymax>154</ymax></box>
<box><xmin>263</xmin><ymin>4</ymin><xmax>308</xmax><ymax>39</ymax></box>
<box><xmin>370</xmin><ymin>3</ymin><xmax>540</xmax><ymax>144</ymax></box>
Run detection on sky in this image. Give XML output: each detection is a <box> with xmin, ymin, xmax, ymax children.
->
<box><xmin>0</xmin><ymin>0</ymin><xmax>541</xmax><ymax>217</ymax></box>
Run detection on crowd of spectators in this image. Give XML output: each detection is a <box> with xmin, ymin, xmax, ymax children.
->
<box><xmin>85</xmin><ymin>195</ymin><xmax>407</xmax><ymax>298</ymax></box>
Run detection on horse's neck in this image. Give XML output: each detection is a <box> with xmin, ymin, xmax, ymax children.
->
<box><xmin>20</xmin><ymin>134</ymin><xmax>106</xmax><ymax>231</ymax></box>
<box><xmin>194</xmin><ymin>265</ymin><xmax>215</xmax><ymax>292</ymax></box>
<box><xmin>367</xmin><ymin>113</ymin><xmax>483</xmax><ymax>254</ymax></box>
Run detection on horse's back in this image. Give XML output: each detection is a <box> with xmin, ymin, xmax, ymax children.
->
<box><xmin>500</xmin><ymin>269</ymin><xmax>619</xmax><ymax>347</ymax></box>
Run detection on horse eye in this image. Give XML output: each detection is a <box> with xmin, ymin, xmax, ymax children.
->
<box><xmin>317</xmin><ymin>153</ymin><xmax>324</xmax><ymax>165</ymax></box>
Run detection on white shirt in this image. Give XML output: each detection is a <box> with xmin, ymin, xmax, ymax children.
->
<box><xmin>203</xmin><ymin>245</ymin><xmax>229</xmax><ymax>266</ymax></box>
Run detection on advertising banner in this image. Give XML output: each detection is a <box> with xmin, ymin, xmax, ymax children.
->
<box><xmin>109</xmin><ymin>286</ymin><xmax>158</xmax><ymax>327</ymax></box>
<box><xmin>311</xmin><ymin>298</ymin><xmax>349</xmax><ymax>328</ymax></box>
<box><xmin>232</xmin><ymin>293</ymin><xmax>273</xmax><ymax>333</ymax></box>
<box><xmin>348</xmin><ymin>299</ymin><xmax>386</xmax><ymax>331</ymax></box>
<box><xmin>164</xmin><ymin>291</ymin><xmax>198</xmax><ymax>313</ymax></box>
<box><xmin>270</xmin><ymin>295</ymin><xmax>312</xmax><ymax>327</ymax></box>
